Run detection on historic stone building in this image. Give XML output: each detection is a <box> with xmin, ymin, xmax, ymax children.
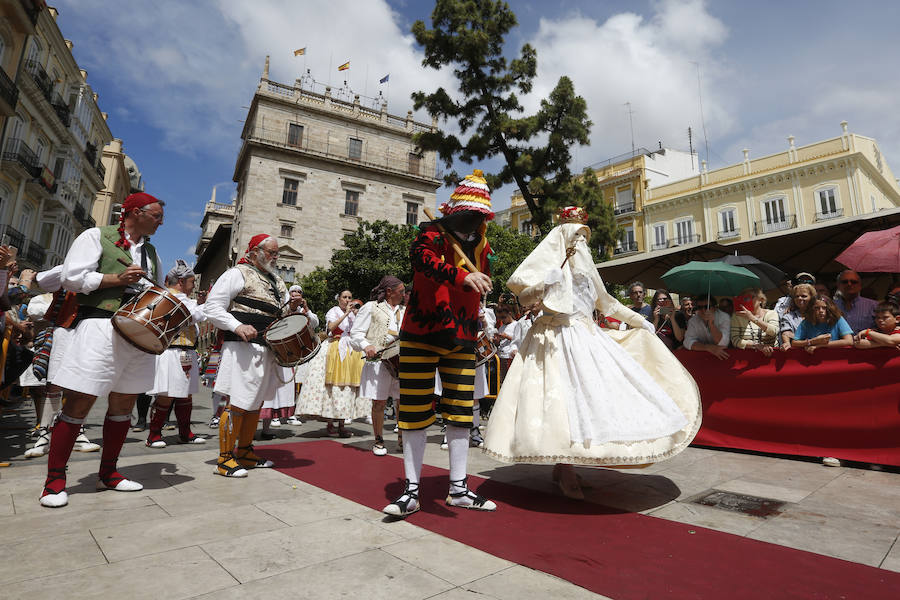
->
<box><xmin>90</xmin><ymin>138</ymin><xmax>145</xmax><ymax>227</ymax></box>
<box><xmin>211</xmin><ymin>57</ymin><xmax>441</xmax><ymax>282</ymax></box>
<box><xmin>0</xmin><ymin>4</ymin><xmax>112</xmax><ymax>270</ymax></box>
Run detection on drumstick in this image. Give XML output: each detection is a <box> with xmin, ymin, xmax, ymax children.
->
<box><xmin>422</xmin><ymin>207</ymin><xmax>480</xmax><ymax>274</ymax></box>
<box><xmin>116</xmin><ymin>257</ymin><xmax>156</xmax><ymax>286</ymax></box>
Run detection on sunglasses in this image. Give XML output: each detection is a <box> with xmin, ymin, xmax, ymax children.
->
<box><xmin>839</xmin><ymin>279</ymin><xmax>860</xmax><ymax>285</ymax></box>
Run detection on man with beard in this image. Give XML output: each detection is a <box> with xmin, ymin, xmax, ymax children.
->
<box><xmin>384</xmin><ymin>169</ymin><xmax>497</xmax><ymax>517</ymax></box>
<box><xmin>203</xmin><ymin>234</ymin><xmax>292</xmax><ymax>477</ymax></box>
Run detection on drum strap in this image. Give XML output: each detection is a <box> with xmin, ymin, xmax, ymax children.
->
<box><xmin>232</xmin><ymin>296</ymin><xmax>280</xmax><ymax>316</ymax></box>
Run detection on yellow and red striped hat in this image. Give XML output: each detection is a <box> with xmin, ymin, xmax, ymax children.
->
<box><xmin>439</xmin><ymin>169</ymin><xmax>493</xmax><ymax>219</ymax></box>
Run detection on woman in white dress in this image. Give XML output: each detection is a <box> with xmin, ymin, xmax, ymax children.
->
<box><xmin>483</xmin><ymin>207</ymin><xmax>702</xmax><ymax>499</ymax></box>
<box><xmin>295</xmin><ymin>290</ymin><xmax>368</xmax><ymax>435</ymax></box>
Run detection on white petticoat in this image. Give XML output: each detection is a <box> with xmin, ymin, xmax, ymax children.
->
<box><xmin>358</xmin><ymin>360</ymin><xmax>399</xmax><ymax>402</ymax></box>
<box><xmin>47</xmin><ymin>326</ymin><xmax>74</xmax><ymax>384</ymax></box>
<box><xmin>149</xmin><ymin>348</ymin><xmax>199</xmax><ymax>398</ymax></box>
<box><xmin>295</xmin><ymin>338</ymin><xmax>369</xmax><ymax>419</ymax></box>
<box><xmin>214</xmin><ymin>340</ymin><xmax>281</xmax><ymax>412</ymax></box>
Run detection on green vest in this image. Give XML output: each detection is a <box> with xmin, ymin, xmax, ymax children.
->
<box><xmin>76</xmin><ymin>225</ymin><xmax>159</xmax><ymax>313</ymax></box>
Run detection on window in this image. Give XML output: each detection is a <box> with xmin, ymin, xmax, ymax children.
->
<box><xmin>19</xmin><ymin>202</ymin><xmax>34</xmax><ymax>235</ymax></box>
<box><xmin>408</xmin><ymin>152</ymin><xmax>421</xmax><ymax>175</ymax></box>
<box><xmin>35</xmin><ymin>137</ymin><xmax>45</xmax><ymax>165</ymax></box>
<box><xmin>287</xmin><ymin>123</ymin><xmax>303</xmax><ymax>147</ymax></box>
<box><xmin>348</xmin><ymin>138</ymin><xmax>362</xmax><ymax>161</ymax></box>
<box><xmin>616</xmin><ymin>226</ymin><xmax>636</xmax><ymax>254</ymax></box>
<box><xmin>0</xmin><ymin>35</ymin><xmax>6</xmax><ymax>68</ymax></box>
<box><xmin>40</xmin><ymin>221</ymin><xmax>54</xmax><ymax>247</ymax></box>
<box><xmin>674</xmin><ymin>219</ymin><xmax>694</xmax><ymax>245</ymax></box>
<box><xmin>280</xmin><ymin>223</ymin><xmax>293</xmax><ymax>237</ymax></box>
<box><xmin>653</xmin><ymin>224</ymin><xmax>667</xmax><ymax>250</ymax></box>
<box><xmin>26</xmin><ymin>38</ymin><xmax>41</xmax><ymax>65</ymax></box>
<box><xmin>762</xmin><ymin>197</ymin><xmax>788</xmax><ymax>232</ymax></box>
<box><xmin>109</xmin><ymin>203</ymin><xmax>122</xmax><ymax>225</ymax></box>
<box><xmin>719</xmin><ymin>208</ymin><xmax>737</xmax><ymax>237</ymax></box>
<box><xmin>282</xmin><ymin>178</ymin><xmax>298</xmax><ymax>205</ymax></box>
<box><xmin>406</xmin><ymin>201</ymin><xmax>419</xmax><ymax>225</ymax></box>
<box><xmin>53</xmin><ymin>157</ymin><xmax>65</xmax><ymax>179</ymax></box>
<box><xmin>344</xmin><ymin>189</ymin><xmax>359</xmax><ymax>216</ymax></box>
<box><xmin>816</xmin><ymin>188</ymin><xmax>839</xmax><ymax>219</ymax></box>
<box><xmin>615</xmin><ymin>184</ymin><xmax>634</xmax><ymax>213</ymax></box>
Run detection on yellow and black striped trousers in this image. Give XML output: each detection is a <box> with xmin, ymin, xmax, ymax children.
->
<box><xmin>397</xmin><ymin>340</ymin><xmax>475</xmax><ymax>431</ymax></box>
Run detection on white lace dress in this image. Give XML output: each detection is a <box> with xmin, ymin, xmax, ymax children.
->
<box><xmin>484</xmin><ymin>224</ymin><xmax>701</xmax><ymax>466</ymax></box>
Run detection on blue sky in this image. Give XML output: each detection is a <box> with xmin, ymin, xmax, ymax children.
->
<box><xmin>53</xmin><ymin>0</ymin><xmax>900</xmax><ymax>272</ymax></box>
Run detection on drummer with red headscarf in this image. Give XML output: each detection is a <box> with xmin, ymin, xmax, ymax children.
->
<box><xmin>203</xmin><ymin>234</ymin><xmax>299</xmax><ymax>478</ymax></box>
<box><xmin>39</xmin><ymin>192</ymin><xmax>164</xmax><ymax>508</ymax></box>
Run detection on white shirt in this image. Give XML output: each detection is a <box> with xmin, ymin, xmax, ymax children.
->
<box><xmin>204</xmin><ymin>267</ymin><xmax>249</xmax><ymax>333</ymax></box>
<box><xmin>36</xmin><ymin>265</ymin><xmax>63</xmax><ymax>292</ymax></box>
<box><xmin>497</xmin><ymin>320</ymin><xmax>520</xmax><ymax>358</ymax></box>
<box><xmin>61</xmin><ymin>227</ymin><xmax>160</xmax><ymax>294</ymax></box>
<box><xmin>683</xmin><ymin>310</ymin><xmax>731</xmax><ymax>350</ymax></box>
<box><xmin>293</xmin><ymin>304</ymin><xmax>320</xmax><ymax>330</ymax></box>
<box><xmin>350</xmin><ymin>301</ymin><xmax>401</xmax><ymax>351</ymax></box>
<box><xmin>482</xmin><ymin>307</ymin><xmax>496</xmax><ymax>337</ymax></box>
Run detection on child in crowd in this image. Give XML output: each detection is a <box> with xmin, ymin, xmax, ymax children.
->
<box><xmin>853</xmin><ymin>302</ymin><xmax>900</xmax><ymax>349</ymax></box>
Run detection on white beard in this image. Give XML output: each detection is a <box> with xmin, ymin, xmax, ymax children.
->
<box><xmin>257</xmin><ymin>256</ymin><xmax>276</xmax><ymax>273</ymax></box>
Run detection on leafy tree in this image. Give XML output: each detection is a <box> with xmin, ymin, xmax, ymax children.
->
<box><xmin>411</xmin><ymin>0</ymin><xmax>592</xmax><ymax>229</ymax></box>
<box><xmin>484</xmin><ymin>221</ymin><xmax>537</xmax><ymax>301</ymax></box>
<box><xmin>559</xmin><ymin>167</ymin><xmax>619</xmax><ymax>261</ymax></box>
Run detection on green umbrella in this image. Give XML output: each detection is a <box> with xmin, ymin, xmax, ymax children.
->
<box><xmin>661</xmin><ymin>261</ymin><xmax>761</xmax><ymax>297</ymax></box>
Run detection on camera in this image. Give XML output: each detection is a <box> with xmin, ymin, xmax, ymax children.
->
<box><xmin>660</xmin><ymin>307</ymin><xmax>673</xmax><ymax>316</ymax></box>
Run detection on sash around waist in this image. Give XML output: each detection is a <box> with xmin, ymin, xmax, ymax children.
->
<box><xmin>222</xmin><ymin>311</ymin><xmax>278</xmax><ymax>345</ymax></box>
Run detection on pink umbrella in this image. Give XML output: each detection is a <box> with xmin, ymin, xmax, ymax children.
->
<box><xmin>835</xmin><ymin>225</ymin><xmax>900</xmax><ymax>272</ymax></box>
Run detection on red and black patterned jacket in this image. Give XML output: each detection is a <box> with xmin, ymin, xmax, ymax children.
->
<box><xmin>400</xmin><ymin>222</ymin><xmax>491</xmax><ymax>346</ymax></box>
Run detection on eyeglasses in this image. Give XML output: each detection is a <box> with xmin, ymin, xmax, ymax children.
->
<box><xmin>139</xmin><ymin>208</ymin><xmax>164</xmax><ymax>222</ymax></box>
<box><xmin>260</xmin><ymin>248</ymin><xmax>279</xmax><ymax>257</ymax></box>
<box><xmin>839</xmin><ymin>279</ymin><xmax>860</xmax><ymax>285</ymax></box>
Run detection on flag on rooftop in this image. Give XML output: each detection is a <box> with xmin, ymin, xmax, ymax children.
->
<box><xmin>293</xmin><ymin>48</ymin><xmax>306</xmax><ymax>56</ymax></box>
<box><xmin>338</xmin><ymin>61</ymin><xmax>350</xmax><ymax>71</ymax></box>
<box><xmin>379</xmin><ymin>74</ymin><xmax>389</xmax><ymax>84</ymax></box>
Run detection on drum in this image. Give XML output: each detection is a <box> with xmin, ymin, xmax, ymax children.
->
<box><xmin>379</xmin><ymin>341</ymin><xmax>401</xmax><ymax>379</ymax></box>
<box><xmin>264</xmin><ymin>314</ymin><xmax>321</xmax><ymax>367</ymax></box>
<box><xmin>474</xmin><ymin>331</ymin><xmax>496</xmax><ymax>367</ymax></box>
<box><xmin>112</xmin><ymin>286</ymin><xmax>192</xmax><ymax>355</ymax></box>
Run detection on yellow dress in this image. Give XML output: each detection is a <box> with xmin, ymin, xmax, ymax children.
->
<box><xmin>323</xmin><ymin>305</ymin><xmax>364</xmax><ymax>386</ymax></box>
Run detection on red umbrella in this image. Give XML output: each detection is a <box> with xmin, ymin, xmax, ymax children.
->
<box><xmin>835</xmin><ymin>225</ymin><xmax>900</xmax><ymax>272</ymax></box>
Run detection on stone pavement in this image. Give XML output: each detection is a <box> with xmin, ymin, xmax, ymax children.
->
<box><xmin>1</xmin><ymin>386</ymin><xmax>899</xmax><ymax>599</ymax></box>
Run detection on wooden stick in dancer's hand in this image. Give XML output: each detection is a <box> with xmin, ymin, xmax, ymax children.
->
<box><xmin>116</xmin><ymin>256</ymin><xmax>156</xmax><ymax>286</ymax></box>
<box><xmin>422</xmin><ymin>207</ymin><xmax>480</xmax><ymax>274</ymax></box>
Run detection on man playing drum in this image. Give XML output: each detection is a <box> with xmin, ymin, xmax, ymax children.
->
<box><xmin>384</xmin><ymin>169</ymin><xmax>497</xmax><ymax>517</ymax></box>
<box><xmin>204</xmin><ymin>234</ymin><xmax>293</xmax><ymax>477</ymax></box>
<box><xmin>349</xmin><ymin>276</ymin><xmax>405</xmax><ymax>456</ymax></box>
<box><xmin>145</xmin><ymin>260</ymin><xmax>207</xmax><ymax>449</ymax></box>
<box><xmin>39</xmin><ymin>192</ymin><xmax>164</xmax><ymax>508</ymax></box>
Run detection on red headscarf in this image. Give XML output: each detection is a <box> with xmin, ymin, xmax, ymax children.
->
<box><xmin>115</xmin><ymin>192</ymin><xmax>163</xmax><ymax>249</ymax></box>
<box><xmin>237</xmin><ymin>234</ymin><xmax>273</xmax><ymax>264</ymax></box>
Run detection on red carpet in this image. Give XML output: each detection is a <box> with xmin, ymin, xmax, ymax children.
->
<box><xmin>259</xmin><ymin>440</ymin><xmax>900</xmax><ymax>600</ymax></box>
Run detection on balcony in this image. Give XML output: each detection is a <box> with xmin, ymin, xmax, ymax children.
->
<box><xmin>668</xmin><ymin>234</ymin><xmax>701</xmax><ymax>247</ymax></box>
<box><xmin>717</xmin><ymin>228</ymin><xmax>741</xmax><ymax>240</ymax></box>
<box><xmin>95</xmin><ymin>160</ymin><xmax>106</xmax><ymax>181</ymax></box>
<box><xmin>51</xmin><ymin>92</ymin><xmax>71</xmax><ymax>127</ymax></box>
<box><xmin>815</xmin><ymin>208</ymin><xmax>844</xmax><ymax>222</ymax></box>
<box><xmin>23</xmin><ymin>240</ymin><xmax>45</xmax><ymax>269</ymax></box>
<box><xmin>753</xmin><ymin>215</ymin><xmax>797</xmax><ymax>236</ymax></box>
<box><xmin>85</xmin><ymin>142</ymin><xmax>98</xmax><ymax>166</ymax></box>
<box><xmin>24</xmin><ymin>59</ymin><xmax>53</xmax><ymax>103</ymax></box>
<box><xmin>0</xmin><ymin>224</ymin><xmax>26</xmax><ymax>250</ymax></box>
<box><xmin>614</xmin><ymin>202</ymin><xmax>636</xmax><ymax>216</ymax></box>
<box><xmin>1</xmin><ymin>138</ymin><xmax>40</xmax><ymax>178</ymax></box>
<box><xmin>73</xmin><ymin>203</ymin><xmax>95</xmax><ymax>229</ymax></box>
<box><xmin>614</xmin><ymin>240</ymin><xmax>639</xmax><ymax>255</ymax></box>
<box><xmin>0</xmin><ymin>67</ymin><xmax>18</xmax><ymax>116</ymax></box>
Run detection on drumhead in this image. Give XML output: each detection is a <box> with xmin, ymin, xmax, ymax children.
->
<box><xmin>112</xmin><ymin>315</ymin><xmax>164</xmax><ymax>353</ymax></box>
<box><xmin>265</xmin><ymin>314</ymin><xmax>309</xmax><ymax>341</ymax></box>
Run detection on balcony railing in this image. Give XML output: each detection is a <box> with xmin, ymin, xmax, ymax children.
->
<box><xmin>614</xmin><ymin>202</ymin><xmax>636</xmax><ymax>215</ymax></box>
<box><xmin>73</xmin><ymin>202</ymin><xmax>86</xmax><ymax>221</ymax></box>
<box><xmin>95</xmin><ymin>161</ymin><xmax>106</xmax><ymax>181</ymax></box>
<box><xmin>72</xmin><ymin>203</ymin><xmax>94</xmax><ymax>228</ymax></box>
<box><xmin>51</xmin><ymin>92</ymin><xmax>71</xmax><ymax>127</ymax></box>
<box><xmin>22</xmin><ymin>0</ymin><xmax>41</xmax><ymax>26</ymax></box>
<box><xmin>669</xmin><ymin>234</ymin><xmax>701</xmax><ymax>247</ymax></box>
<box><xmin>24</xmin><ymin>240</ymin><xmax>45</xmax><ymax>268</ymax></box>
<box><xmin>0</xmin><ymin>66</ymin><xmax>18</xmax><ymax>110</ymax></box>
<box><xmin>24</xmin><ymin>59</ymin><xmax>53</xmax><ymax>102</ymax></box>
<box><xmin>244</xmin><ymin>125</ymin><xmax>440</xmax><ymax>181</ymax></box>
<box><xmin>1</xmin><ymin>138</ymin><xmax>40</xmax><ymax>177</ymax></box>
<box><xmin>614</xmin><ymin>240</ymin><xmax>639</xmax><ymax>255</ymax></box>
<box><xmin>815</xmin><ymin>209</ymin><xmax>844</xmax><ymax>221</ymax></box>
<box><xmin>651</xmin><ymin>241</ymin><xmax>668</xmax><ymax>251</ymax></box>
<box><xmin>717</xmin><ymin>228</ymin><xmax>741</xmax><ymax>240</ymax></box>
<box><xmin>0</xmin><ymin>224</ymin><xmax>26</xmax><ymax>250</ymax></box>
<box><xmin>85</xmin><ymin>142</ymin><xmax>98</xmax><ymax>166</ymax></box>
<box><xmin>753</xmin><ymin>215</ymin><xmax>797</xmax><ymax>236</ymax></box>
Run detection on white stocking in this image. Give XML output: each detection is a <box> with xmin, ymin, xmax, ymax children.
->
<box><xmin>472</xmin><ymin>401</ymin><xmax>481</xmax><ymax>430</ymax></box>
<box><xmin>447</xmin><ymin>426</ymin><xmax>469</xmax><ymax>494</ymax></box>
<box><xmin>402</xmin><ymin>428</ymin><xmax>426</xmax><ymax>485</ymax></box>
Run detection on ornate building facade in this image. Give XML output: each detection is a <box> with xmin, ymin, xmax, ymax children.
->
<box><xmin>199</xmin><ymin>57</ymin><xmax>441</xmax><ymax>282</ymax></box>
<box><xmin>0</xmin><ymin>3</ymin><xmax>112</xmax><ymax>270</ymax></box>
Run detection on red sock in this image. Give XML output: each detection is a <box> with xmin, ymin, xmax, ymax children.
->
<box><xmin>148</xmin><ymin>400</ymin><xmax>169</xmax><ymax>437</ymax></box>
<box><xmin>43</xmin><ymin>415</ymin><xmax>83</xmax><ymax>496</ymax></box>
<box><xmin>173</xmin><ymin>397</ymin><xmax>193</xmax><ymax>440</ymax></box>
<box><xmin>99</xmin><ymin>415</ymin><xmax>130</xmax><ymax>483</ymax></box>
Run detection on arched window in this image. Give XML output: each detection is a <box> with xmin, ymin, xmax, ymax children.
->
<box><xmin>26</xmin><ymin>38</ymin><xmax>41</xmax><ymax>65</ymax></box>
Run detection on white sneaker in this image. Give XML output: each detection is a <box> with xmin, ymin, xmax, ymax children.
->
<box><xmin>270</xmin><ymin>418</ymin><xmax>281</xmax><ymax>427</ymax></box>
<box><xmin>147</xmin><ymin>439</ymin><xmax>167</xmax><ymax>448</ymax></box>
<box><xmin>286</xmin><ymin>416</ymin><xmax>303</xmax><ymax>426</ymax></box>
<box><xmin>208</xmin><ymin>416</ymin><xmax>220</xmax><ymax>428</ymax></box>
<box><xmin>344</xmin><ymin>418</ymin><xmax>352</xmax><ymax>425</ymax></box>
<box><xmin>392</xmin><ymin>424</ymin><xmax>398</xmax><ymax>432</ymax></box>
<box><xmin>822</xmin><ymin>457</ymin><xmax>842</xmax><ymax>467</ymax></box>
<box><xmin>440</xmin><ymin>436</ymin><xmax>448</xmax><ymax>451</ymax></box>
<box><xmin>25</xmin><ymin>429</ymin><xmax>50</xmax><ymax>458</ymax></box>
<box><xmin>74</xmin><ymin>431</ymin><xmax>101</xmax><ymax>452</ymax></box>
<box><xmin>96</xmin><ymin>477</ymin><xmax>143</xmax><ymax>492</ymax></box>
<box><xmin>373</xmin><ymin>442</ymin><xmax>388</xmax><ymax>456</ymax></box>
<box><xmin>40</xmin><ymin>491</ymin><xmax>68</xmax><ymax>508</ymax></box>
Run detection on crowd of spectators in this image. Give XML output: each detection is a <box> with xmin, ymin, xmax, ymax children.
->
<box><xmin>623</xmin><ymin>270</ymin><xmax>900</xmax><ymax>360</ymax></box>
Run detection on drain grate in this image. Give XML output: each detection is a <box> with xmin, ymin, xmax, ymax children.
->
<box><xmin>692</xmin><ymin>490</ymin><xmax>786</xmax><ymax>518</ymax></box>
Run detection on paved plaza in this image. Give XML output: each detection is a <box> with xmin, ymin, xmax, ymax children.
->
<box><xmin>1</xmin><ymin>386</ymin><xmax>898</xmax><ymax>599</ymax></box>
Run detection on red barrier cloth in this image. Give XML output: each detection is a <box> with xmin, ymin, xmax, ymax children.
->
<box><xmin>676</xmin><ymin>347</ymin><xmax>900</xmax><ymax>466</ymax></box>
